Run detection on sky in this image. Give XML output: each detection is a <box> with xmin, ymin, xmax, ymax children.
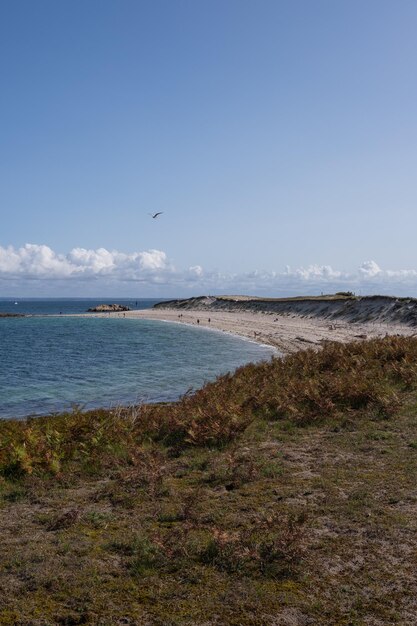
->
<box><xmin>1</xmin><ymin>0</ymin><xmax>417</xmax><ymax>297</ymax></box>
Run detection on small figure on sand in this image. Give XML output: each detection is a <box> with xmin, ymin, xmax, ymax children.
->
<box><xmin>197</xmin><ymin>319</ymin><xmax>200</xmax><ymax>324</ymax></box>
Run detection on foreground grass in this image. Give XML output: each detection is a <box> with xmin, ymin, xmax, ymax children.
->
<box><xmin>1</xmin><ymin>336</ymin><xmax>417</xmax><ymax>625</ymax></box>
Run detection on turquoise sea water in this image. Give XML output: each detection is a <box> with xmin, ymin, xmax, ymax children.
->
<box><xmin>0</xmin><ymin>299</ymin><xmax>274</xmax><ymax>419</ymax></box>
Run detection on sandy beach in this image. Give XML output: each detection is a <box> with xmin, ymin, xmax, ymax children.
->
<box><xmin>117</xmin><ymin>308</ymin><xmax>416</xmax><ymax>354</ymax></box>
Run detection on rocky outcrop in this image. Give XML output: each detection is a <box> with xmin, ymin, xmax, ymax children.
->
<box><xmin>0</xmin><ymin>312</ymin><xmax>26</xmax><ymax>318</ymax></box>
<box><xmin>87</xmin><ymin>304</ymin><xmax>130</xmax><ymax>313</ymax></box>
<box><xmin>154</xmin><ymin>295</ymin><xmax>417</xmax><ymax>327</ymax></box>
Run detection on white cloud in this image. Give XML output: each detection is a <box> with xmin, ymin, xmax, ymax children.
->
<box><xmin>188</xmin><ymin>265</ymin><xmax>203</xmax><ymax>277</ymax></box>
<box><xmin>292</xmin><ymin>264</ymin><xmax>342</xmax><ymax>280</ymax></box>
<box><xmin>138</xmin><ymin>250</ymin><xmax>168</xmax><ymax>271</ymax></box>
<box><xmin>67</xmin><ymin>247</ymin><xmax>116</xmax><ymax>271</ymax></box>
<box><xmin>0</xmin><ymin>244</ymin><xmax>172</xmax><ymax>282</ymax></box>
<box><xmin>1</xmin><ymin>243</ymin><xmax>417</xmax><ymax>297</ymax></box>
<box><xmin>0</xmin><ymin>244</ymin><xmax>70</xmax><ymax>277</ymax></box>
<box><xmin>358</xmin><ymin>260</ymin><xmax>382</xmax><ymax>277</ymax></box>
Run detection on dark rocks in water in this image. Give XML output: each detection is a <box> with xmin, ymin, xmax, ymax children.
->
<box><xmin>0</xmin><ymin>312</ymin><xmax>25</xmax><ymax>318</ymax></box>
<box><xmin>87</xmin><ymin>304</ymin><xmax>130</xmax><ymax>313</ymax></box>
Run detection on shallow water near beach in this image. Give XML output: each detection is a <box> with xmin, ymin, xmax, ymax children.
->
<box><xmin>0</xmin><ymin>299</ymin><xmax>273</xmax><ymax>419</ymax></box>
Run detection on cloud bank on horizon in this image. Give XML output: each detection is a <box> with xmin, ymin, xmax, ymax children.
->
<box><xmin>1</xmin><ymin>243</ymin><xmax>417</xmax><ymax>297</ymax></box>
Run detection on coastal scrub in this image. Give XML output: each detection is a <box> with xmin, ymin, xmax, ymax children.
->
<box><xmin>1</xmin><ymin>336</ymin><xmax>417</xmax><ymax>624</ymax></box>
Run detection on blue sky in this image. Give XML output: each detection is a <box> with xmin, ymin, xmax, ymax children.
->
<box><xmin>1</xmin><ymin>0</ymin><xmax>417</xmax><ymax>296</ymax></box>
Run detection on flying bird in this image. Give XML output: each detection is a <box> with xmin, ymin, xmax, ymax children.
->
<box><xmin>149</xmin><ymin>211</ymin><xmax>163</xmax><ymax>219</ymax></box>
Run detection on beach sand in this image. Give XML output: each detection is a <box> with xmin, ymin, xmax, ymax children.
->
<box><xmin>120</xmin><ymin>308</ymin><xmax>416</xmax><ymax>354</ymax></box>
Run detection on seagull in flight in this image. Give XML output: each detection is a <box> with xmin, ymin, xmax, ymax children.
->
<box><xmin>149</xmin><ymin>211</ymin><xmax>163</xmax><ymax>219</ymax></box>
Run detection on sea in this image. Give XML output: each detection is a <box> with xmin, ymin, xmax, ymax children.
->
<box><xmin>0</xmin><ymin>298</ymin><xmax>274</xmax><ymax>419</ymax></box>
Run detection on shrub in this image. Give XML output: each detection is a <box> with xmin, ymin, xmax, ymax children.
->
<box><xmin>2</xmin><ymin>336</ymin><xmax>417</xmax><ymax>479</ymax></box>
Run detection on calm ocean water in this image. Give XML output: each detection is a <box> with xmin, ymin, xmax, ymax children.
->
<box><xmin>0</xmin><ymin>299</ymin><xmax>274</xmax><ymax>419</ymax></box>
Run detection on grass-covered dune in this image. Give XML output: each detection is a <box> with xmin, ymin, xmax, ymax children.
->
<box><xmin>154</xmin><ymin>294</ymin><xmax>417</xmax><ymax>326</ymax></box>
<box><xmin>1</xmin><ymin>337</ymin><xmax>417</xmax><ymax>625</ymax></box>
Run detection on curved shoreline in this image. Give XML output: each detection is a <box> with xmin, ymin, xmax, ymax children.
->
<box><xmin>3</xmin><ymin>308</ymin><xmax>415</xmax><ymax>420</ymax></box>
<box><xmin>121</xmin><ymin>307</ymin><xmax>415</xmax><ymax>354</ymax></box>
<box><xmin>0</xmin><ymin>313</ymin><xmax>274</xmax><ymax>420</ymax></box>
<box><xmin>138</xmin><ymin>315</ymin><xmax>280</xmax><ymax>354</ymax></box>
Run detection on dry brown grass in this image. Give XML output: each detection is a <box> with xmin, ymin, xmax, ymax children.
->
<box><xmin>1</xmin><ymin>336</ymin><xmax>416</xmax><ymax>482</ymax></box>
<box><xmin>1</xmin><ymin>336</ymin><xmax>417</xmax><ymax>624</ymax></box>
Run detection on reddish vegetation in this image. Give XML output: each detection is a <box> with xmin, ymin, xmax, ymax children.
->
<box><xmin>1</xmin><ymin>336</ymin><xmax>417</xmax><ymax>624</ymax></box>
